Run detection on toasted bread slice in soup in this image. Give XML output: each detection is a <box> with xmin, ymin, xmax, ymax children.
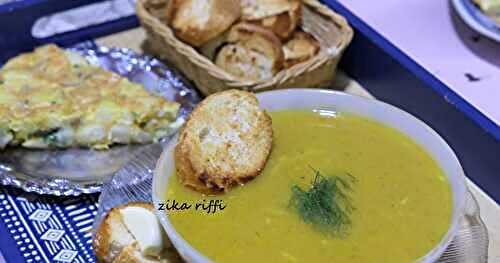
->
<box><xmin>93</xmin><ymin>202</ymin><xmax>182</xmax><ymax>263</ymax></box>
<box><xmin>165</xmin><ymin>0</ymin><xmax>241</xmax><ymax>47</ymax></box>
<box><xmin>175</xmin><ymin>90</ymin><xmax>273</xmax><ymax>194</ymax></box>
<box><xmin>215</xmin><ymin>23</ymin><xmax>284</xmax><ymax>81</ymax></box>
<box><xmin>241</xmin><ymin>0</ymin><xmax>302</xmax><ymax>40</ymax></box>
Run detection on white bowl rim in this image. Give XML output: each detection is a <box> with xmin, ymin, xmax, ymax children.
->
<box><xmin>153</xmin><ymin>88</ymin><xmax>467</xmax><ymax>263</ymax></box>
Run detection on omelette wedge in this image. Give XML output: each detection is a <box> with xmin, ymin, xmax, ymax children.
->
<box><xmin>0</xmin><ymin>45</ymin><xmax>181</xmax><ymax>150</ymax></box>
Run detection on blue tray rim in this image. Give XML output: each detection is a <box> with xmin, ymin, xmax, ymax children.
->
<box><xmin>324</xmin><ymin>0</ymin><xmax>500</xmax><ymax>141</ymax></box>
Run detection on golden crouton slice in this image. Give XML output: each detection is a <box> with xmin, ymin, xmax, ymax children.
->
<box><xmin>175</xmin><ymin>90</ymin><xmax>273</xmax><ymax>193</ymax></box>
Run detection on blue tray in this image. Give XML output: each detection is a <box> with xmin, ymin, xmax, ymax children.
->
<box><xmin>0</xmin><ymin>1</ymin><xmax>498</xmax><ymax>262</ymax></box>
<box><xmin>324</xmin><ymin>0</ymin><xmax>500</xmax><ymax>203</ymax></box>
<box><xmin>0</xmin><ymin>0</ymin><xmax>138</xmax><ymax>63</ymax></box>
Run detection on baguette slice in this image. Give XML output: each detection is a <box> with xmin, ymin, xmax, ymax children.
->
<box><xmin>93</xmin><ymin>202</ymin><xmax>182</xmax><ymax>263</ymax></box>
<box><xmin>165</xmin><ymin>0</ymin><xmax>241</xmax><ymax>47</ymax></box>
<box><xmin>283</xmin><ymin>31</ymin><xmax>320</xmax><ymax>68</ymax></box>
<box><xmin>199</xmin><ymin>30</ymin><xmax>229</xmax><ymax>61</ymax></box>
<box><xmin>94</xmin><ymin>204</ymin><xmax>136</xmax><ymax>263</ymax></box>
<box><xmin>175</xmin><ymin>131</ymin><xmax>213</xmax><ymax>193</ymax></box>
<box><xmin>215</xmin><ymin>23</ymin><xmax>284</xmax><ymax>81</ymax></box>
<box><xmin>175</xmin><ymin>90</ymin><xmax>273</xmax><ymax>193</ymax></box>
<box><xmin>241</xmin><ymin>0</ymin><xmax>302</xmax><ymax>40</ymax></box>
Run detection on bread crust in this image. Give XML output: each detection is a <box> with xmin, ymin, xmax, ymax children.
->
<box><xmin>215</xmin><ymin>23</ymin><xmax>284</xmax><ymax>81</ymax></box>
<box><xmin>199</xmin><ymin>30</ymin><xmax>229</xmax><ymax>61</ymax></box>
<box><xmin>241</xmin><ymin>0</ymin><xmax>302</xmax><ymax>40</ymax></box>
<box><xmin>93</xmin><ymin>211</ymin><xmax>114</xmax><ymax>263</ymax></box>
<box><xmin>165</xmin><ymin>0</ymin><xmax>241</xmax><ymax>46</ymax></box>
<box><xmin>283</xmin><ymin>31</ymin><xmax>320</xmax><ymax>68</ymax></box>
<box><xmin>175</xmin><ymin>90</ymin><xmax>273</xmax><ymax>193</ymax></box>
<box><xmin>94</xmin><ymin>203</ymin><xmax>143</xmax><ymax>263</ymax></box>
<box><xmin>93</xmin><ymin>202</ymin><xmax>175</xmax><ymax>263</ymax></box>
<box><xmin>175</xmin><ymin>133</ymin><xmax>222</xmax><ymax>194</ymax></box>
<box><xmin>113</xmin><ymin>244</ymin><xmax>143</xmax><ymax>263</ymax></box>
<box><xmin>226</xmin><ymin>23</ymin><xmax>283</xmax><ymax>54</ymax></box>
<box><xmin>241</xmin><ymin>0</ymin><xmax>299</xmax><ymax>19</ymax></box>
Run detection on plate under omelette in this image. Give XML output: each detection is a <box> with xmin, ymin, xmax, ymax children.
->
<box><xmin>0</xmin><ymin>45</ymin><xmax>181</xmax><ymax>150</ymax></box>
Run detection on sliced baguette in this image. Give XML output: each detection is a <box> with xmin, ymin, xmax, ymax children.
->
<box><xmin>215</xmin><ymin>23</ymin><xmax>284</xmax><ymax>81</ymax></box>
<box><xmin>93</xmin><ymin>202</ymin><xmax>181</xmax><ymax>263</ymax></box>
<box><xmin>165</xmin><ymin>0</ymin><xmax>241</xmax><ymax>47</ymax></box>
<box><xmin>199</xmin><ymin>30</ymin><xmax>229</xmax><ymax>61</ymax></box>
<box><xmin>283</xmin><ymin>31</ymin><xmax>320</xmax><ymax>68</ymax></box>
<box><xmin>175</xmin><ymin>131</ymin><xmax>215</xmax><ymax>193</ymax></box>
<box><xmin>175</xmin><ymin>90</ymin><xmax>273</xmax><ymax>193</ymax></box>
<box><xmin>241</xmin><ymin>0</ymin><xmax>300</xmax><ymax>20</ymax></box>
<box><xmin>241</xmin><ymin>0</ymin><xmax>302</xmax><ymax>40</ymax></box>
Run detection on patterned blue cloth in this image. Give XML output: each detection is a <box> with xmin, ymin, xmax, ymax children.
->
<box><xmin>0</xmin><ymin>186</ymin><xmax>98</xmax><ymax>263</ymax></box>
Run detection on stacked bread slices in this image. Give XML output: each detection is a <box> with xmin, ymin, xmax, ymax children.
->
<box><xmin>165</xmin><ymin>0</ymin><xmax>321</xmax><ymax>82</ymax></box>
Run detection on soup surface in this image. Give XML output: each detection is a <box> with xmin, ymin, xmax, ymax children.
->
<box><xmin>165</xmin><ymin>110</ymin><xmax>452</xmax><ymax>262</ymax></box>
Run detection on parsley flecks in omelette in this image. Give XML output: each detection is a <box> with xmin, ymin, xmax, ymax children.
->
<box><xmin>289</xmin><ymin>167</ymin><xmax>356</xmax><ymax>238</ymax></box>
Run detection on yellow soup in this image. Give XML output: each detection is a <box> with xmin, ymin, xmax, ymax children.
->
<box><xmin>165</xmin><ymin>110</ymin><xmax>452</xmax><ymax>263</ymax></box>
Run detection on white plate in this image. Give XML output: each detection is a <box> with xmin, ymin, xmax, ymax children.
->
<box><xmin>452</xmin><ymin>0</ymin><xmax>500</xmax><ymax>42</ymax></box>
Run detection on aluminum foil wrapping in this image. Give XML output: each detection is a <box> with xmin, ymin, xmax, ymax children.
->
<box><xmin>0</xmin><ymin>42</ymin><xmax>200</xmax><ymax>196</ymax></box>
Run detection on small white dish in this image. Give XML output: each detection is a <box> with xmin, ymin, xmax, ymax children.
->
<box><xmin>152</xmin><ymin>89</ymin><xmax>467</xmax><ymax>263</ymax></box>
<box><xmin>452</xmin><ymin>0</ymin><xmax>500</xmax><ymax>42</ymax></box>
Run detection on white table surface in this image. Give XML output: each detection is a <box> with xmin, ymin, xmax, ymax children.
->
<box><xmin>337</xmin><ymin>0</ymin><xmax>500</xmax><ymax>128</ymax></box>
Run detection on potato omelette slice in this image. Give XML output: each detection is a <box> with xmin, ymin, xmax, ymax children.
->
<box><xmin>0</xmin><ymin>45</ymin><xmax>182</xmax><ymax>150</ymax></box>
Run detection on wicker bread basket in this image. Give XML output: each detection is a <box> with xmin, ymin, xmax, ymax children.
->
<box><xmin>137</xmin><ymin>0</ymin><xmax>353</xmax><ymax>95</ymax></box>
